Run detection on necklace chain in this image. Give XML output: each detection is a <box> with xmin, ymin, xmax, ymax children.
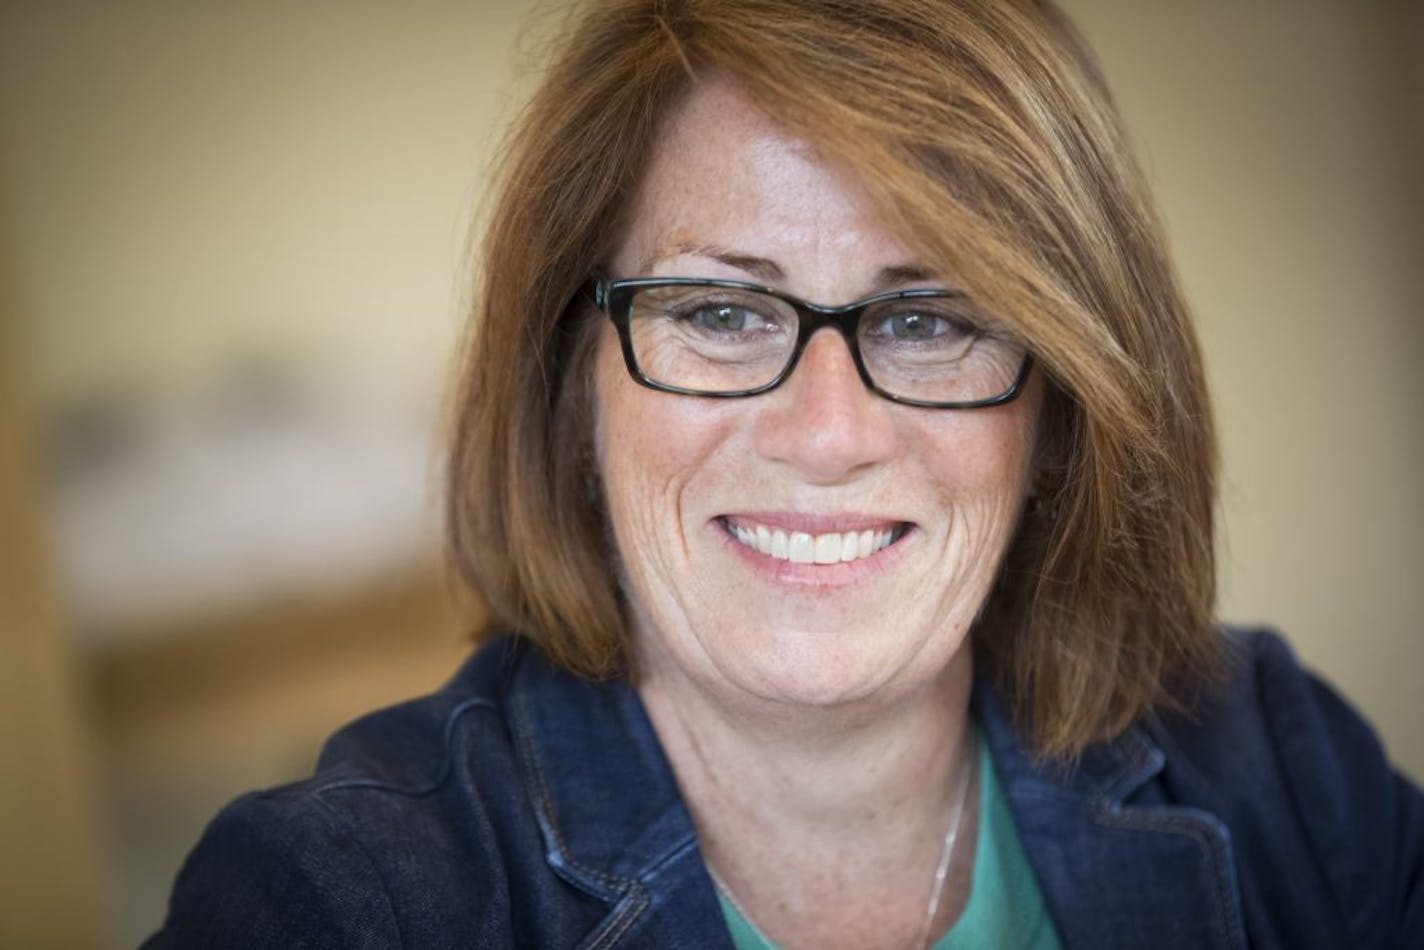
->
<box><xmin>707</xmin><ymin>732</ymin><xmax>977</xmax><ymax>950</ymax></box>
<box><xmin>915</xmin><ymin>735</ymin><xmax>975</xmax><ymax>948</ymax></box>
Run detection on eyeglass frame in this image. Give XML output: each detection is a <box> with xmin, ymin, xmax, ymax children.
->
<box><xmin>591</xmin><ymin>276</ymin><xmax>1034</xmax><ymax>409</ymax></box>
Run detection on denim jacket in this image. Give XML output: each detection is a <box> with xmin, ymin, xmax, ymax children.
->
<box><xmin>148</xmin><ymin>629</ymin><xmax>1423</xmax><ymax>948</ymax></box>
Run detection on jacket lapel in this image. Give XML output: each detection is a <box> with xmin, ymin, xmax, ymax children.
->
<box><xmin>509</xmin><ymin>646</ymin><xmax>733</xmax><ymax>948</ymax></box>
<box><xmin>974</xmin><ymin>684</ymin><xmax>1248</xmax><ymax>949</ymax></box>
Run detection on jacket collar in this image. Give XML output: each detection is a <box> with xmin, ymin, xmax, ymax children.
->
<box><xmin>505</xmin><ymin>642</ymin><xmax>732</xmax><ymax>946</ymax></box>
<box><xmin>970</xmin><ymin>679</ymin><xmax>1167</xmax><ymax>805</ymax></box>
<box><xmin>508</xmin><ymin>643</ymin><xmax>1244</xmax><ymax>948</ymax></box>
<box><xmin>506</xmin><ymin>643</ymin><xmax>701</xmax><ymax>900</ymax></box>
<box><xmin>973</xmin><ymin>681</ymin><xmax>1247</xmax><ymax>949</ymax></box>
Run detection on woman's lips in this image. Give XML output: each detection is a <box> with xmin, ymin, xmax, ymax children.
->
<box><xmin>719</xmin><ymin>515</ymin><xmax>910</xmax><ymax>565</ymax></box>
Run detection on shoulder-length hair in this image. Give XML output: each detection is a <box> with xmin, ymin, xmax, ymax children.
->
<box><xmin>447</xmin><ymin>0</ymin><xmax>1219</xmax><ymax>759</ymax></box>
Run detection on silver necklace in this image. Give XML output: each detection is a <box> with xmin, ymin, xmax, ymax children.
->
<box><xmin>708</xmin><ymin>734</ymin><xmax>977</xmax><ymax>950</ymax></box>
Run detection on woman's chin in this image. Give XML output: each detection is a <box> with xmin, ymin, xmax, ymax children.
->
<box><xmin>703</xmin><ymin>630</ymin><xmax>954</xmax><ymax>713</ymax></box>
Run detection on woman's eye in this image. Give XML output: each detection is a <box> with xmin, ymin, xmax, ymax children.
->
<box><xmin>890</xmin><ymin>312</ymin><xmax>941</xmax><ymax>339</ymax></box>
<box><xmin>870</xmin><ymin>309</ymin><xmax>974</xmax><ymax>342</ymax></box>
<box><xmin>691</xmin><ymin>304</ymin><xmax>752</xmax><ymax>332</ymax></box>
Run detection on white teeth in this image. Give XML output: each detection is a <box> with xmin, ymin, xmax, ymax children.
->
<box><xmin>728</xmin><ymin>520</ymin><xmax>901</xmax><ymax>565</ymax></box>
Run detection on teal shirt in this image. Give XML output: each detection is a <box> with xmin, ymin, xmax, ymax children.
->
<box><xmin>717</xmin><ymin>731</ymin><xmax>1061</xmax><ymax>949</ymax></box>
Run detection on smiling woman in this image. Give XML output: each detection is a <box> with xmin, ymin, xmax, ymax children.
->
<box><xmin>149</xmin><ymin>0</ymin><xmax>1423</xmax><ymax>947</ymax></box>
<box><xmin>593</xmin><ymin>80</ymin><xmax>1044</xmax><ymax>730</ymax></box>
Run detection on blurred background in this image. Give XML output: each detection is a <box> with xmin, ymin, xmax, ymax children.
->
<box><xmin>1</xmin><ymin>1</ymin><xmax>1419</xmax><ymax>946</ymax></box>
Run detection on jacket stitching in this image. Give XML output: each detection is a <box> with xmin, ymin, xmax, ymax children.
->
<box><xmin>511</xmin><ymin>674</ymin><xmax>629</xmax><ymax>895</ymax></box>
<box><xmin>303</xmin><ymin>696</ymin><xmax>500</xmax><ymax>800</ymax></box>
<box><xmin>581</xmin><ymin>887</ymin><xmax>651</xmax><ymax>950</ymax></box>
<box><xmin>637</xmin><ymin>834</ymin><xmax>700</xmax><ymax>886</ymax></box>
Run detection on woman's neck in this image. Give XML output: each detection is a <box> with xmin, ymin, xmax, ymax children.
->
<box><xmin>635</xmin><ymin>647</ymin><xmax>978</xmax><ymax>949</ymax></box>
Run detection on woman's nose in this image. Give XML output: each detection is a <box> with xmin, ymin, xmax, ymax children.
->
<box><xmin>752</xmin><ymin>328</ymin><xmax>897</xmax><ymax>484</ymax></box>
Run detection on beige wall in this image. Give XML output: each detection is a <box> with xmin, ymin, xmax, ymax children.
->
<box><xmin>0</xmin><ymin>1</ymin><xmax>533</xmax><ymax>408</ymax></box>
<box><xmin>1061</xmin><ymin>0</ymin><xmax>1424</xmax><ymax>777</ymax></box>
<box><xmin>1</xmin><ymin>9</ymin><xmax>1419</xmax><ymax>938</ymax></box>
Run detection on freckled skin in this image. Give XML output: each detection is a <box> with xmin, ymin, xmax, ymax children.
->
<box><xmin>595</xmin><ymin>79</ymin><xmax>1042</xmax><ymax>717</ymax></box>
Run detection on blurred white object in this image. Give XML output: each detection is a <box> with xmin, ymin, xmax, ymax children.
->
<box><xmin>52</xmin><ymin>370</ymin><xmax>443</xmax><ymax>646</ymax></box>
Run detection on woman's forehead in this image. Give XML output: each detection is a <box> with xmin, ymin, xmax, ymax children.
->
<box><xmin>613</xmin><ymin>81</ymin><xmax>945</xmax><ymax>293</ymax></box>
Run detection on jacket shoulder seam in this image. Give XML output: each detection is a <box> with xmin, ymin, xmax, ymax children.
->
<box><xmin>300</xmin><ymin>695</ymin><xmax>502</xmax><ymax>801</ymax></box>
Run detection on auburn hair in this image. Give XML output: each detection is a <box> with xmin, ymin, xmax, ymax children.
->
<box><xmin>446</xmin><ymin>0</ymin><xmax>1220</xmax><ymax>758</ymax></box>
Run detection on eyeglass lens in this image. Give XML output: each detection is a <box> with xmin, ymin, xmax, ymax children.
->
<box><xmin>623</xmin><ymin>283</ymin><xmax>1025</xmax><ymax>405</ymax></box>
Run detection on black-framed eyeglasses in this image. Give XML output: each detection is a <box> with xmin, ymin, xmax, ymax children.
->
<box><xmin>593</xmin><ymin>277</ymin><xmax>1033</xmax><ymax>409</ymax></box>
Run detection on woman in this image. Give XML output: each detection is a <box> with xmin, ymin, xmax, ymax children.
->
<box><xmin>151</xmin><ymin>0</ymin><xmax>1423</xmax><ymax>947</ymax></box>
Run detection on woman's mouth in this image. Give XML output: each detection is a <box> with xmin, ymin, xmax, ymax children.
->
<box><xmin>719</xmin><ymin>516</ymin><xmax>910</xmax><ymax>565</ymax></box>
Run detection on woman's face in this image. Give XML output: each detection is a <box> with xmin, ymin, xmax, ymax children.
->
<box><xmin>595</xmin><ymin>81</ymin><xmax>1042</xmax><ymax>712</ymax></box>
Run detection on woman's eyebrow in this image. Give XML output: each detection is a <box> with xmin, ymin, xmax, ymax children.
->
<box><xmin>873</xmin><ymin>263</ymin><xmax>938</xmax><ymax>289</ymax></box>
<box><xmin>641</xmin><ymin>243</ymin><xmax>785</xmax><ymax>282</ymax></box>
<box><xmin>641</xmin><ymin>244</ymin><xmax>942</xmax><ymax>290</ymax></box>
